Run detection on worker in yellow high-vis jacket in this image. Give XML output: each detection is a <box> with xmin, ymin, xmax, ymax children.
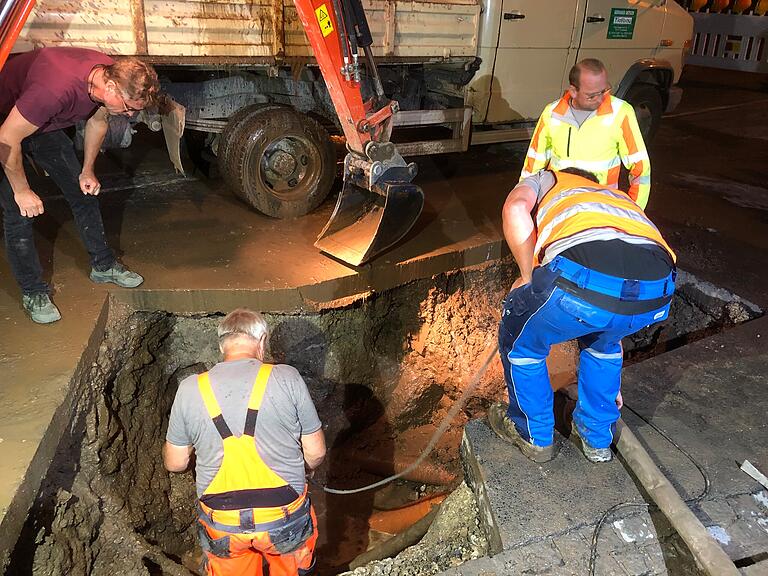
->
<box><xmin>520</xmin><ymin>59</ymin><xmax>652</xmax><ymax>209</ymax></box>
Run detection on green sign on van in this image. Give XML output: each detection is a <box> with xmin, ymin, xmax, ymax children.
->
<box><xmin>607</xmin><ymin>8</ymin><xmax>637</xmax><ymax>40</ymax></box>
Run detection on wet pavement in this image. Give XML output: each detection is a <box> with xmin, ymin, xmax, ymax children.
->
<box><xmin>1</xmin><ymin>65</ymin><xmax>768</xmax><ymax>569</ymax></box>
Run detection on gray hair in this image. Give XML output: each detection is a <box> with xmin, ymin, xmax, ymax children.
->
<box><xmin>218</xmin><ymin>308</ymin><xmax>269</xmax><ymax>349</ymax></box>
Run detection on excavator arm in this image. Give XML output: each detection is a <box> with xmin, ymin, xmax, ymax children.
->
<box><xmin>294</xmin><ymin>0</ymin><xmax>424</xmax><ymax>266</ymax></box>
<box><xmin>0</xmin><ymin>0</ymin><xmax>35</xmax><ymax>71</ymax></box>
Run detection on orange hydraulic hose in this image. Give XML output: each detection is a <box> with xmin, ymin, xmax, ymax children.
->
<box><xmin>0</xmin><ymin>0</ymin><xmax>36</xmax><ymax>72</ymax></box>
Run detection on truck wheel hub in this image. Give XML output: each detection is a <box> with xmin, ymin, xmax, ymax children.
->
<box><xmin>261</xmin><ymin>137</ymin><xmax>311</xmax><ymax>192</ymax></box>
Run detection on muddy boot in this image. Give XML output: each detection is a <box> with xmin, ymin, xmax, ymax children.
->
<box><xmin>22</xmin><ymin>293</ymin><xmax>62</xmax><ymax>324</ymax></box>
<box><xmin>570</xmin><ymin>422</ymin><xmax>613</xmax><ymax>463</ymax></box>
<box><xmin>90</xmin><ymin>262</ymin><xmax>144</xmax><ymax>288</ymax></box>
<box><xmin>487</xmin><ymin>402</ymin><xmax>555</xmax><ymax>463</ymax></box>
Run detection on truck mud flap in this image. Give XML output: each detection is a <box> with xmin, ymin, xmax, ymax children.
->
<box><xmin>314</xmin><ymin>177</ymin><xmax>423</xmax><ymax>267</ymax></box>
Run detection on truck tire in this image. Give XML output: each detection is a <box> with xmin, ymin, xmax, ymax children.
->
<box><xmin>217</xmin><ymin>103</ymin><xmax>287</xmax><ymax>180</ymax></box>
<box><xmin>625</xmin><ymin>84</ymin><xmax>663</xmax><ymax>143</ymax></box>
<box><xmin>224</xmin><ymin>107</ymin><xmax>336</xmax><ymax>218</ymax></box>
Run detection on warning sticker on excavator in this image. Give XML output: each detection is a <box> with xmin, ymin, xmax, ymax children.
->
<box><xmin>315</xmin><ymin>4</ymin><xmax>334</xmax><ymax>37</ymax></box>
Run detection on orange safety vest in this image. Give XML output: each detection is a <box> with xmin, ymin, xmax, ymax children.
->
<box><xmin>197</xmin><ymin>363</ymin><xmax>307</xmax><ymax>529</ymax></box>
<box><xmin>533</xmin><ymin>172</ymin><xmax>676</xmax><ymax>267</ymax></box>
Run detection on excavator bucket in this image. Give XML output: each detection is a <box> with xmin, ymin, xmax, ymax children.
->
<box><xmin>314</xmin><ymin>167</ymin><xmax>424</xmax><ymax>266</ymax></box>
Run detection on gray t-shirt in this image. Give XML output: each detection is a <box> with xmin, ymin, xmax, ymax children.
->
<box><xmin>567</xmin><ymin>103</ymin><xmax>595</xmax><ymax>128</ymax></box>
<box><xmin>166</xmin><ymin>359</ymin><xmax>322</xmax><ymax>497</ymax></box>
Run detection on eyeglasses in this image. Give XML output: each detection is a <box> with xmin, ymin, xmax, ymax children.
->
<box><xmin>582</xmin><ymin>86</ymin><xmax>611</xmax><ymax>101</ymax></box>
<box><xmin>115</xmin><ymin>89</ymin><xmax>143</xmax><ymax>114</ymax></box>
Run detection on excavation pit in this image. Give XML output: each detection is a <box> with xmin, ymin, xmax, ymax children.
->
<box><xmin>6</xmin><ymin>260</ymin><xmax>761</xmax><ymax>576</ymax></box>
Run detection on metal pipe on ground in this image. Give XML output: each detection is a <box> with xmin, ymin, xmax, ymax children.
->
<box><xmin>614</xmin><ymin>419</ymin><xmax>739</xmax><ymax>576</ymax></box>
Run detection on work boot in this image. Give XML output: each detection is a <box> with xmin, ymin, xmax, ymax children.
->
<box><xmin>22</xmin><ymin>293</ymin><xmax>62</xmax><ymax>324</ymax></box>
<box><xmin>487</xmin><ymin>402</ymin><xmax>555</xmax><ymax>463</ymax></box>
<box><xmin>571</xmin><ymin>422</ymin><xmax>613</xmax><ymax>463</ymax></box>
<box><xmin>90</xmin><ymin>262</ymin><xmax>144</xmax><ymax>288</ymax></box>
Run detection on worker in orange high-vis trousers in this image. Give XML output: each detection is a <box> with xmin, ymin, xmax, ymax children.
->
<box><xmin>492</xmin><ymin>168</ymin><xmax>675</xmax><ymax>464</ymax></box>
<box><xmin>520</xmin><ymin>59</ymin><xmax>652</xmax><ymax>209</ymax></box>
<box><xmin>163</xmin><ymin>308</ymin><xmax>326</xmax><ymax>575</ymax></box>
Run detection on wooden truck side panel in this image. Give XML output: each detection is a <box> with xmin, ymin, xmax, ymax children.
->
<box><xmin>16</xmin><ymin>0</ymin><xmax>480</xmax><ymax>60</ymax></box>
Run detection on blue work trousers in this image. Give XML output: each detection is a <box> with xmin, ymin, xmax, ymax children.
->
<box><xmin>0</xmin><ymin>129</ymin><xmax>114</xmax><ymax>296</ymax></box>
<box><xmin>498</xmin><ymin>258</ymin><xmax>674</xmax><ymax>449</ymax></box>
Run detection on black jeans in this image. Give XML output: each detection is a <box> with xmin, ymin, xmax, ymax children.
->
<box><xmin>0</xmin><ymin>129</ymin><xmax>114</xmax><ymax>295</ymax></box>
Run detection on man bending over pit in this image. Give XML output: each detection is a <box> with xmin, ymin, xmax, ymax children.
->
<box><xmin>0</xmin><ymin>47</ymin><xmax>160</xmax><ymax>323</ymax></box>
<box><xmin>164</xmin><ymin>308</ymin><xmax>326</xmax><ymax>575</ymax></box>
<box><xmin>491</xmin><ymin>168</ymin><xmax>675</xmax><ymax>464</ymax></box>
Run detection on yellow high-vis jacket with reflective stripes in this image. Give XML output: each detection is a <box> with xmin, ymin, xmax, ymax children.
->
<box><xmin>520</xmin><ymin>93</ymin><xmax>651</xmax><ymax>209</ymax></box>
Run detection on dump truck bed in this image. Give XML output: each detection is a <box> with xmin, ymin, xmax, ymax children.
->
<box><xmin>16</xmin><ymin>0</ymin><xmax>480</xmax><ymax>62</ymax></box>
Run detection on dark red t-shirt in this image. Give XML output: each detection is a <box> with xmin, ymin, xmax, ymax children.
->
<box><xmin>0</xmin><ymin>47</ymin><xmax>114</xmax><ymax>133</ymax></box>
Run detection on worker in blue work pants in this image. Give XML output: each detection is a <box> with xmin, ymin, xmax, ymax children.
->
<box><xmin>488</xmin><ymin>168</ymin><xmax>676</xmax><ymax>464</ymax></box>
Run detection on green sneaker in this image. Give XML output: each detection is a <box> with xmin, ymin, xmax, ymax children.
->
<box><xmin>90</xmin><ymin>263</ymin><xmax>144</xmax><ymax>288</ymax></box>
<box><xmin>487</xmin><ymin>402</ymin><xmax>556</xmax><ymax>463</ymax></box>
<box><xmin>22</xmin><ymin>293</ymin><xmax>62</xmax><ymax>324</ymax></box>
<box><xmin>571</xmin><ymin>422</ymin><xmax>613</xmax><ymax>463</ymax></box>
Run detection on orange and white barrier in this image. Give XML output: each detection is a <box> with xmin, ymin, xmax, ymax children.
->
<box><xmin>687</xmin><ymin>11</ymin><xmax>768</xmax><ymax>72</ymax></box>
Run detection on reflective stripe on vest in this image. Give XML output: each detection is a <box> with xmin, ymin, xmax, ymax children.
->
<box><xmin>197</xmin><ymin>364</ymin><xmax>303</xmax><ymax>526</ymax></box>
<box><xmin>533</xmin><ymin>172</ymin><xmax>676</xmax><ymax>266</ymax></box>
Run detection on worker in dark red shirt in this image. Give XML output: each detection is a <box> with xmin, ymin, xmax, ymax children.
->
<box><xmin>0</xmin><ymin>47</ymin><xmax>160</xmax><ymax>323</ymax></box>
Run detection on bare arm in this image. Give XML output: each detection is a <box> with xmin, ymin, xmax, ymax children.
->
<box><xmin>502</xmin><ymin>183</ymin><xmax>539</xmax><ymax>285</ymax></box>
<box><xmin>80</xmin><ymin>107</ymin><xmax>109</xmax><ymax>195</ymax></box>
<box><xmin>301</xmin><ymin>429</ymin><xmax>326</xmax><ymax>471</ymax></box>
<box><xmin>0</xmin><ymin>107</ymin><xmax>43</xmax><ymax>217</ymax></box>
<box><xmin>162</xmin><ymin>441</ymin><xmax>194</xmax><ymax>473</ymax></box>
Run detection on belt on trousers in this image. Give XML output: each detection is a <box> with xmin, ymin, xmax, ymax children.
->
<box><xmin>197</xmin><ymin>492</ymin><xmax>309</xmax><ymax>534</ymax></box>
<box><xmin>548</xmin><ymin>255</ymin><xmax>675</xmax><ymax>301</ymax></box>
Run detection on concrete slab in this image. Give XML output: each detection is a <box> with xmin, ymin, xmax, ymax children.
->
<box><xmin>461</xmin><ymin>419</ymin><xmax>647</xmax><ymax>555</ymax></box>
<box><xmin>459</xmin><ymin>420</ymin><xmax>666</xmax><ymax>575</ymax></box>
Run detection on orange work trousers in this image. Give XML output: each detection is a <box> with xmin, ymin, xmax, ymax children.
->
<box><xmin>198</xmin><ymin>506</ymin><xmax>318</xmax><ymax>576</ymax></box>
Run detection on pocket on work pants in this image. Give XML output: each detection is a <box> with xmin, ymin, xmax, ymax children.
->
<box><xmin>268</xmin><ymin>511</ymin><xmax>315</xmax><ymax>554</ymax></box>
<box><xmin>555</xmin><ymin>291</ymin><xmax>613</xmax><ymax>331</ymax></box>
<box><xmin>198</xmin><ymin>521</ymin><xmax>232</xmax><ymax>558</ymax></box>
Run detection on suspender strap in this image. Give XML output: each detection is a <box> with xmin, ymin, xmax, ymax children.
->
<box><xmin>197</xmin><ymin>364</ymin><xmax>273</xmax><ymax>439</ymax></box>
<box><xmin>198</xmin><ymin>372</ymin><xmax>233</xmax><ymax>439</ymax></box>
<box><xmin>244</xmin><ymin>364</ymin><xmax>273</xmax><ymax>437</ymax></box>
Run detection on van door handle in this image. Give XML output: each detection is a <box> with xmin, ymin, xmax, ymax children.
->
<box><xmin>586</xmin><ymin>15</ymin><xmax>605</xmax><ymax>23</ymax></box>
<box><xmin>503</xmin><ymin>12</ymin><xmax>526</xmax><ymax>20</ymax></box>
